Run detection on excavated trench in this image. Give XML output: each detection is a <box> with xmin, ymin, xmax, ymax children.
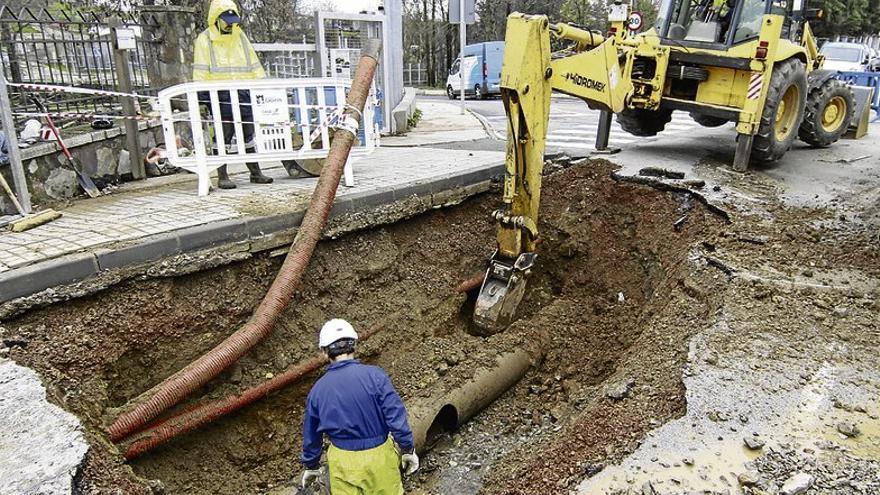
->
<box><xmin>3</xmin><ymin>161</ymin><xmax>727</xmax><ymax>494</ymax></box>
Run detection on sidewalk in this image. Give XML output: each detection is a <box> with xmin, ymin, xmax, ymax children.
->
<box><xmin>382</xmin><ymin>100</ymin><xmax>491</xmax><ymax>146</ymax></box>
<box><xmin>0</xmin><ymin>144</ymin><xmax>504</xmax><ymax>308</ymax></box>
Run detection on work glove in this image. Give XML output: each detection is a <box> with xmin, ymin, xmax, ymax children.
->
<box><xmin>301</xmin><ymin>467</ymin><xmax>323</xmax><ymax>489</ymax></box>
<box><xmin>401</xmin><ymin>450</ymin><xmax>420</xmax><ymax>476</ymax></box>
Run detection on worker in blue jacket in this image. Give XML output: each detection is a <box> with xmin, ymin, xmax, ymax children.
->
<box><xmin>300</xmin><ymin>319</ymin><xmax>419</xmax><ymax>494</ymax></box>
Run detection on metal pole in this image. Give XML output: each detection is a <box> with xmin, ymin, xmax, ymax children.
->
<box><xmin>110</xmin><ymin>16</ymin><xmax>145</xmax><ymax>180</ymax></box>
<box><xmin>459</xmin><ymin>0</ymin><xmax>466</xmax><ymax>114</ymax></box>
<box><xmin>0</xmin><ymin>63</ymin><xmax>32</xmax><ymax>214</ymax></box>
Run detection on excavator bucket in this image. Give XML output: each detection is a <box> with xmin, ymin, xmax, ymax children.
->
<box><xmin>846</xmin><ymin>85</ymin><xmax>875</xmax><ymax>139</ymax></box>
<box><xmin>473</xmin><ymin>251</ymin><xmax>537</xmax><ymax>334</ymax></box>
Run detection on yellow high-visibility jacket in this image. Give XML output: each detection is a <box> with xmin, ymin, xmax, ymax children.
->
<box><xmin>192</xmin><ymin>0</ymin><xmax>266</xmax><ymax>81</ymax></box>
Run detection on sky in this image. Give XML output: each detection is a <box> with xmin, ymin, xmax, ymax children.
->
<box><xmin>322</xmin><ymin>0</ymin><xmax>384</xmax><ymax>13</ymax></box>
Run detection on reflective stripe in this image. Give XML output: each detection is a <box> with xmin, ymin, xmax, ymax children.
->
<box><xmin>209</xmin><ymin>41</ymin><xmax>219</xmax><ymax>70</ymax></box>
<box><xmin>240</xmin><ymin>32</ymin><xmax>252</xmax><ymax>68</ymax></box>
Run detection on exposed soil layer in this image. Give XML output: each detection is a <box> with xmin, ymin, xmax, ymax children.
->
<box><xmin>3</xmin><ymin>161</ymin><xmax>733</xmax><ymax>494</ymax></box>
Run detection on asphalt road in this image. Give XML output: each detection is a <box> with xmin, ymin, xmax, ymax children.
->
<box><xmin>422</xmin><ymin>94</ymin><xmax>712</xmax><ymax>154</ymax></box>
<box><xmin>420</xmin><ymin>93</ymin><xmax>879</xmax><ymax>213</ymax></box>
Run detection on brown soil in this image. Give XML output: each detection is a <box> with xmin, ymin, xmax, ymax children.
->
<box><xmin>1</xmin><ymin>160</ymin><xmax>742</xmax><ymax>494</ymax></box>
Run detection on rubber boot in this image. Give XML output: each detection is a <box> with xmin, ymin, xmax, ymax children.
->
<box><xmin>217</xmin><ymin>165</ymin><xmax>237</xmax><ymax>189</ymax></box>
<box><xmin>247</xmin><ymin>162</ymin><xmax>273</xmax><ymax>184</ymax></box>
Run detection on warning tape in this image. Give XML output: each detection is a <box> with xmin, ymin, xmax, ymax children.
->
<box><xmin>6</xmin><ymin>79</ymin><xmax>358</xmax><ymax>112</ymax></box>
<box><xmin>5</xmin><ymin>80</ymin><xmax>158</xmax><ymax>102</ymax></box>
<box><xmin>12</xmin><ymin>110</ymin><xmax>340</xmax><ymax>131</ymax></box>
<box><xmin>13</xmin><ymin>111</ymin><xmax>158</xmax><ymax>122</ymax></box>
<box><xmin>8</xmin><ymin>79</ymin><xmax>369</xmax><ymax>141</ymax></box>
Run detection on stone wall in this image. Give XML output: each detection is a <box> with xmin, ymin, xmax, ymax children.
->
<box><xmin>0</xmin><ymin>121</ymin><xmax>171</xmax><ymax>214</ymax></box>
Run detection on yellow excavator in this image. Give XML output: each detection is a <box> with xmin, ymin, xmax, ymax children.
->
<box><xmin>474</xmin><ymin>0</ymin><xmax>866</xmax><ymax>331</ymax></box>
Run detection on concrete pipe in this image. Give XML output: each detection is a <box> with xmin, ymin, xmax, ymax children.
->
<box><xmin>407</xmin><ymin>337</ymin><xmax>546</xmax><ymax>454</ymax></box>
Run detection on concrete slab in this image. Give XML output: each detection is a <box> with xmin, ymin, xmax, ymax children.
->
<box><xmin>0</xmin><ymin>358</ymin><xmax>89</xmax><ymax>495</ymax></box>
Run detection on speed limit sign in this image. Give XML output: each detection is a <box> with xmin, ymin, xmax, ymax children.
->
<box><xmin>627</xmin><ymin>11</ymin><xmax>643</xmax><ymax>32</ymax></box>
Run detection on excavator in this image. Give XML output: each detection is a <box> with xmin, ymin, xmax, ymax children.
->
<box><xmin>473</xmin><ymin>0</ymin><xmax>867</xmax><ymax>331</ymax></box>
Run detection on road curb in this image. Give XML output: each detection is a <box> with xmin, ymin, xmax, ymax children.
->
<box><xmin>0</xmin><ymin>161</ymin><xmax>505</xmax><ymax>308</ymax></box>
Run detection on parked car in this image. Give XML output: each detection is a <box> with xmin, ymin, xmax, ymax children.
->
<box><xmin>446</xmin><ymin>41</ymin><xmax>504</xmax><ymax>99</ymax></box>
<box><xmin>868</xmin><ymin>46</ymin><xmax>880</xmax><ymax>72</ymax></box>
<box><xmin>820</xmin><ymin>41</ymin><xmax>872</xmax><ymax>72</ymax></box>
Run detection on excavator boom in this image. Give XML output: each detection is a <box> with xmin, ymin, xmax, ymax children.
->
<box><xmin>473</xmin><ymin>14</ymin><xmax>630</xmax><ymax>332</ymax></box>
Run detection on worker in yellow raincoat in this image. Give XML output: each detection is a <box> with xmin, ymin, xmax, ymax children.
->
<box><xmin>192</xmin><ymin>0</ymin><xmax>274</xmax><ymax>189</ymax></box>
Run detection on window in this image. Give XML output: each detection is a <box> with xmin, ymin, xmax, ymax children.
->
<box><xmin>660</xmin><ymin>0</ymin><xmax>739</xmax><ymax>44</ymax></box>
<box><xmin>732</xmin><ymin>0</ymin><xmax>766</xmax><ymax>43</ymax></box>
<box><xmin>449</xmin><ymin>59</ymin><xmax>460</xmax><ymax>75</ymax></box>
<box><xmin>821</xmin><ymin>46</ymin><xmax>863</xmax><ymax>62</ymax></box>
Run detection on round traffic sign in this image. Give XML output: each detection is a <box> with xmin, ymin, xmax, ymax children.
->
<box><xmin>627</xmin><ymin>11</ymin><xmax>643</xmax><ymax>31</ymax></box>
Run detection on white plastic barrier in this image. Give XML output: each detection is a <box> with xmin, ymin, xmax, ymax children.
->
<box><xmin>158</xmin><ymin>78</ymin><xmax>380</xmax><ymax>196</ymax></box>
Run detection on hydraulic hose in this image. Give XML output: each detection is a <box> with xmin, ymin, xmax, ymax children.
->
<box><xmin>120</xmin><ymin>318</ymin><xmax>390</xmax><ymax>459</ymax></box>
<box><xmin>108</xmin><ymin>40</ymin><xmax>382</xmax><ymax>442</ymax></box>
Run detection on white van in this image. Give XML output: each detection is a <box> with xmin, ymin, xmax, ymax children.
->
<box><xmin>446</xmin><ymin>41</ymin><xmax>504</xmax><ymax>99</ymax></box>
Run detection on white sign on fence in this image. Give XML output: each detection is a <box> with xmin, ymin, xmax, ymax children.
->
<box><xmin>253</xmin><ymin>89</ymin><xmax>289</xmax><ymax>124</ymax></box>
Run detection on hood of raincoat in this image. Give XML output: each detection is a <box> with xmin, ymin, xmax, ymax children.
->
<box><xmin>206</xmin><ymin>0</ymin><xmax>241</xmax><ymax>39</ymax></box>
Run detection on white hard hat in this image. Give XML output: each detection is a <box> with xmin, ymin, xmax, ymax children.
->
<box><xmin>318</xmin><ymin>319</ymin><xmax>358</xmax><ymax>348</ymax></box>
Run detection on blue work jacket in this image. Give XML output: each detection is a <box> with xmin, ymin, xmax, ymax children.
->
<box><xmin>301</xmin><ymin>359</ymin><xmax>414</xmax><ymax>468</ymax></box>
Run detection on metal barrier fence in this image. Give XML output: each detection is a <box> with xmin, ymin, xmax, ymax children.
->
<box><xmin>158</xmin><ymin>78</ymin><xmax>380</xmax><ymax>196</ymax></box>
<box><xmin>0</xmin><ymin>6</ymin><xmax>164</xmax><ymax>120</ymax></box>
<box><xmin>837</xmin><ymin>71</ymin><xmax>880</xmax><ymax>122</ymax></box>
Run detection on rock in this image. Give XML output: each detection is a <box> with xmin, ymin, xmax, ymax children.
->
<box><xmin>96</xmin><ymin>146</ymin><xmax>117</xmax><ymax>176</ymax></box>
<box><xmin>837</xmin><ymin>421</ymin><xmax>860</xmax><ymax>437</ymax></box>
<box><xmin>117</xmin><ymin>149</ymin><xmax>132</xmax><ymax>176</ymax></box>
<box><xmin>682</xmin><ymin>457</ymin><xmax>694</xmax><ymax>466</ymax></box>
<box><xmin>744</xmin><ymin>436</ymin><xmax>766</xmax><ymax>450</ymax></box>
<box><xmin>583</xmin><ymin>463</ymin><xmax>604</xmax><ymax>477</ymax></box>
<box><xmin>737</xmin><ymin>470</ymin><xmax>761</xmax><ymax>486</ymax></box>
<box><xmin>641</xmin><ymin>480</ymin><xmax>658</xmax><ymax>495</ymax></box>
<box><xmin>833</xmin><ymin>306</ymin><xmax>850</xmax><ymax>318</ymax></box>
<box><xmin>148</xmin><ymin>479</ymin><xmax>166</xmax><ymax>494</ymax></box>
<box><xmin>605</xmin><ymin>378</ymin><xmax>635</xmax><ymax>401</ymax></box>
<box><xmin>43</xmin><ymin>167</ymin><xmax>80</xmax><ymax>200</ymax></box>
<box><xmin>780</xmin><ymin>472</ymin><xmax>814</xmax><ymax>495</ymax></box>
<box><xmin>0</xmin><ymin>359</ymin><xmax>89</xmax><ymax>494</ymax></box>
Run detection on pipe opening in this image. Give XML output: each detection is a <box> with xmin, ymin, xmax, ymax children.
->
<box><xmin>425</xmin><ymin>404</ymin><xmax>458</xmax><ymax>450</ymax></box>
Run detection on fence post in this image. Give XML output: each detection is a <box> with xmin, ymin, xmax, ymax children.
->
<box><xmin>110</xmin><ymin>16</ymin><xmax>145</xmax><ymax>180</ymax></box>
<box><xmin>0</xmin><ymin>61</ymin><xmax>32</xmax><ymax>214</ymax></box>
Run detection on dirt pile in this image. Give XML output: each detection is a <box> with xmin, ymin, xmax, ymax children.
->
<box><xmin>3</xmin><ymin>160</ymin><xmax>727</xmax><ymax>494</ymax></box>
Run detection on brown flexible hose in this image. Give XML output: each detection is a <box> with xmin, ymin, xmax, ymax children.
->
<box><xmin>108</xmin><ymin>41</ymin><xmax>382</xmax><ymax>442</ymax></box>
<box><xmin>120</xmin><ymin>318</ymin><xmax>390</xmax><ymax>459</ymax></box>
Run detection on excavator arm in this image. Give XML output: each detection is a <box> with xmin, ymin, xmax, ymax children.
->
<box><xmin>473</xmin><ymin>13</ymin><xmax>632</xmax><ymax>332</ymax></box>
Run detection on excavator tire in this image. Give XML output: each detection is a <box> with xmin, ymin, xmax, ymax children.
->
<box><xmin>689</xmin><ymin>112</ymin><xmax>728</xmax><ymax>127</ymax></box>
<box><xmin>616</xmin><ymin>108</ymin><xmax>673</xmax><ymax>137</ymax></box>
<box><xmin>798</xmin><ymin>78</ymin><xmax>854</xmax><ymax>147</ymax></box>
<box><xmin>751</xmin><ymin>58</ymin><xmax>807</xmax><ymax>163</ymax></box>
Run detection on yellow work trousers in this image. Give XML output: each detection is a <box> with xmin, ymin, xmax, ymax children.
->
<box><xmin>327</xmin><ymin>437</ymin><xmax>403</xmax><ymax>495</ymax></box>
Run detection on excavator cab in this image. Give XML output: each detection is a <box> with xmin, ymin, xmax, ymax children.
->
<box><xmin>661</xmin><ymin>0</ymin><xmax>816</xmax><ymax>44</ymax></box>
